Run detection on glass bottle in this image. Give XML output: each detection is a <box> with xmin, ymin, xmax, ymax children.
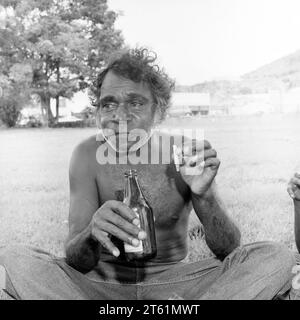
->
<box><xmin>123</xmin><ymin>169</ymin><xmax>157</xmax><ymax>261</ymax></box>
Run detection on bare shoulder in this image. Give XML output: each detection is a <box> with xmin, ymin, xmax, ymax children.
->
<box><xmin>70</xmin><ymin>135</ymin><xmax>100</xmax><ymax>175</ymax></box>
<box><xmin>72</xmin><ymin>134</ymin><xmax>100</xmax><ymax>157</ymax></box>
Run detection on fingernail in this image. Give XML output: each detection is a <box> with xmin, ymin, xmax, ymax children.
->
<box><xmin>112</xmin><ymin>249</ymin><xmax>120</xmax><ymax>257</ymax></box>
<box><xmin>132</xmin><ymin>218</ymin><xmax>140</xmax><ymax>226</ymax></box>
<box><xmin>132</xmin><ymin>238</ymin><xmax>140</xmax><ymax>246</ymax></box>
<box><xmin>138</xmin><ymin>231</ymin><xmax>146</xmax><ymax>240</ymax></box>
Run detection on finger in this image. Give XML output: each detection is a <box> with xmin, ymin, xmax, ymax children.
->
<box><xmin>91</xmin><ymin>228</ymin><xmax>120</xmax><ymax>257</ymax></box>
<box><xmin>203</xmin><ymin>149</ymin><xmax>217</xmax><ymax>160</ymax></box>
<box><xmin>295</xmin><ymin>172</ymin><xmax>300</xmax><ymax>179</ymax></box>
<box><xmin>182</xmin><ymin>148</ymin><xmax>217</xmax><ymax>167</ymax></box>
<box><xmin>106</xmin><ymin>214</ymin><xmax>146</xmax><ymax>239</ymax></box>
<box><xmin>189</xmin><ymin>139</ymin><xmax>211</xmax><ymax>150</ymax></box>
<box><xmin>203</xmin><ymin>157</ymin><xmax>221</xmax><ymax>169</ymax></box>
<box><xmin>101</xmin><ymin>222</ymin><xmax>143</xmax><ymax>246</ymax></box>
<box><xmin>108</xmin><ymin>200</ymin><xmax>139</xmax><ymax>224</ymax></box>
<box><xmin>291</xmin><ymin>177</ymin><xmax>300</xmax><ymax>187</ymax></box>
<box><xmin>177</xmin><ymin>145</ymin><xmax>203</xmax><ymax>163</ymax></box>
<box><xmin>203</xmin><ymin>140</ymin><xmax>211</xmax><ymax>149</ymax></box>
<box><xmin>191</xmin><ymin>139</ymin><xmax>211</xmax><ymax>153</ymax></box>
<box><xmin>184</xmin><ymin>154</ymin><xmax>204</xmax><ymax>167</ymax></box>
<box><xmin>181</xmin><ymin>140</ymin><xmax>206</xmax><ymax>154</ymax></box>
<box><xmin>103</xmin><ymin>211</ymin><xmax>145</xmax><ymax>239</ymax></box>
<box><xmin>287</xmin><ymin>185</ymin><xmax>295</xmax><ymax>199</ymax></box>
<box><xmin>181</xmin><ymin>140</ymin><xmax>213</xmax><ymax>158</ymax></box>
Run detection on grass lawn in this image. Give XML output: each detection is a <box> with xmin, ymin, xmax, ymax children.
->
<box><xmin>1</xmin><ymin>113</ymin><xmax>300</xmax><ymax>262</ymax></box>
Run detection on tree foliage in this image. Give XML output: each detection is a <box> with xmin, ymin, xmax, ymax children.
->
<box><xmin>0</xmin><ymin>73</ymin><xmax>31</xmax><ymax>127</ymax></box>
<box><xmin>0</xmin><ymin>0</ymin><xmax>123</xmax><ymax>125</ymax></box>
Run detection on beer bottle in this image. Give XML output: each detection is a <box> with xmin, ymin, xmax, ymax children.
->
<box><xmin>123</xmin><ymin>169</ymin><xmax>157</xmax><ymax>261</ymax></box>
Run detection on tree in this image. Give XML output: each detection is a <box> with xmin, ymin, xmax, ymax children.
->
<box><xmin>0</xmin><ymin>0</ymin><xmax>123</xmax><ymax>125</ymax></box>
<box><xmin>0</xmin><ymin>43</ymin><xmax>32</xmax><ymax>127</ymax></box>
<box><xmin>0</xmin><ymin>73</ymin><xmax>31</xmax><ymax>127</ymax></box>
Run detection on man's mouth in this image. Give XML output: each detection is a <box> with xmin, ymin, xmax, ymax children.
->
<box><xmin>112</xmin><ymin>132</ymin><xmax>129</xmax><ymax>137</ymax></box>
<box><xmin>102</xmin><ymin>130</ymin><xmax>128</xmax><ymax>137</ymax></box>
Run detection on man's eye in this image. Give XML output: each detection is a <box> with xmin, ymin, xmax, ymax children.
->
<box><xmin>130</xmin><ymin>101</ymin><xmax>143</xmax><ymax>108</ymax></box>
<box><xmin>102</xmin><ymin>103</ymin><xmax>117</xmax><ymax>110</ymax></box>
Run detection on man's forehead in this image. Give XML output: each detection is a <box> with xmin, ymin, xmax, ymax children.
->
<box><xmin>100</xmin><ymin>71</ymin><xmax>152</xmax><ymax>99</ymax></box>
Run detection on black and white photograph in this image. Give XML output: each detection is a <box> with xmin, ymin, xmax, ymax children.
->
<box><xmin>1</xmin><ymin>0</ymin><xmax>300</xmax><ymax>304</ymax></box>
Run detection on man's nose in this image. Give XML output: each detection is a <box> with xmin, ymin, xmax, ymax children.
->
<box><xmin>113</xmin><ymin>104</ymin><xmax>131</xmax><ymax>121</ymax></box>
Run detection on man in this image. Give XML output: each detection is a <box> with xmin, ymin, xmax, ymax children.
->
<box><xmin>0</xmin><ymin>48</ymin><xmax>295</xmax><ymax>300</ymax></box>
<box><xmin>284</xmin><ymin>171</ymin><xmax>300</xmax><ymax>299</ymax></box>
<box><xmin>287</xmin><ymin>171</ymin><xmax>300</xmax><ymax>253</ymax></box>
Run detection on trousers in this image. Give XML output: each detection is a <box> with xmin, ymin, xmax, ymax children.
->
<box><xmin>0</xmin><ymin>241</ymin><xmax>295</xmax><ymax>300</ymax></box>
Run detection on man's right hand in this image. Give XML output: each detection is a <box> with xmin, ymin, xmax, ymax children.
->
<box><xmin>89</xmin><ymin>200</ymin><xmax>146</xmax><ymax>257</ymax></box>
<box><xmin>287</xmin><ymin>173</ymin><xmax>300</xmax><ymax>201</ymax></box>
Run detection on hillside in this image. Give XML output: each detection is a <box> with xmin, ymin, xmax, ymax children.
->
<box><xmin>243</xmin><ymin>49</ymin><xmax>300</xmax><ymax>85</ymax></box>
<box><xmin>176</xmin><ymin>49</ymin><xmax>300</xmax><ymax>94</ymax></box>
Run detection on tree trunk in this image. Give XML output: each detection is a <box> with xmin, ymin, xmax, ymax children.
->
<box><xmin>40</xmin><ymin>94</ymin><xmax>53</xmax><ymax>126</ymax></box>
<box><xmin>56</xmin><ymin>96</ymin><xmax>59</xmax><ymax>122</ymax></box>
<box><xmin>40</xmin><ymin>55</ymin><xmax>54</xmax><ymax>126</ymax></box>
<box><xmin>55</xmin><ymin>60</ymin><xmax>60</xmax><ymax>122</ymax></box>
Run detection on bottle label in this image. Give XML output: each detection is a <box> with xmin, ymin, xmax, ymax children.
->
<box><xmin>124</xmin><ymin>241</ymin><xmax>143</xmax><ymax>253</ymax></box>
<box><xmin>124</xmin><ymin>208</ymin><xmax>143</xmax><ymax>253</ymax></box>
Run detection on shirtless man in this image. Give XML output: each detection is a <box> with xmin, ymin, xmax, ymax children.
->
<box><xmin>0</xmin><ymin>48</ymin><xmax>295</xmax><ymax>300</ymax></box>
<box><xmin>288</xmin><ymin>171</ymin><xmax>300</xmax><ymax>253</ymax></box>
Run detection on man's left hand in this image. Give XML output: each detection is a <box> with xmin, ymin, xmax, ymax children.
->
<box><xmin>175</xmin><ymin>140</ymin><xmax>220</xmax><ymax>197</ymax></box>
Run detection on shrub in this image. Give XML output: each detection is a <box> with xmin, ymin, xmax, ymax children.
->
<box><xmin>0</xmin><ymin>101</ymin><xmax>21</xmax><ymax>128</ymax></box>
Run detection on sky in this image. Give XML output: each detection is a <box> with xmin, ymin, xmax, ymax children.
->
<box><xmin>108</xmin><ymin>0</ymin><xmax>300</xmax><ymax>85</ymax></box>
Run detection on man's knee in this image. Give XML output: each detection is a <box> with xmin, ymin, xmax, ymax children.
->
<box><xmin>226</xmin><ymin>241</ymin><xmax>294</xmax><ymax>269</ymax></box>
<box><xmin>240</xmin><ymin>241</ymin><xmax>295</xmax><ymax>275</ymax></box>
<box><xmin>0</xmin><ymin>244</ymin><xmax>53</xmax><ymax>275</ymax></box>
<box><xmin>0</xmin><ymin>245</ymin><xmax>57</xmax><ymax>299</ymax></box>
<box><xmin>247</xmin><ymin>241</ymin><xmax>294</xmax><ymax>259</ymax></box>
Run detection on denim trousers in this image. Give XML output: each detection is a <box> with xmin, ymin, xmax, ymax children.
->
<box><xmin>0</xmin><ymin>241</ymin><xmax>296</xmax><ymax>300</ymax></box>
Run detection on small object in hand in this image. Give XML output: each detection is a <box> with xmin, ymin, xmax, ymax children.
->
<box><xmin>173</xmin><ymin>144</ymin><xmax>180</xmax><ymax>172</ymax></box>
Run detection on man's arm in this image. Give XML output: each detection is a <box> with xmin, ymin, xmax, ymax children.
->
<box><xmin>174</xmin><ymin>139</ymin><xmax>241</xmax><ymax>260</ymax></box>
<box><xmin>192</xmin><ymin>183</ymin><xmax>241</xmax><ymax>260</ymax></box>
<box><xmin>65</xmin><ymin>140</ymin><xmax>101</xmax><ymax>273</ymax></box>
<box><xmin>65</xmin><ymin>139</ymin><xmax>144</xmax><ymax>273</ymax></box>
<box><xmin>294</xmin><ymin>200</ymin><xmax>300</xmax><ymax>252</ymax></box>
<box><xmin>287</xmin><ymin>173</ymin><xmax>300</xmax><ymax>253</ymax></box>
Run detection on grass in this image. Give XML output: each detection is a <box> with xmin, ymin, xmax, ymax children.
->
<box><xmin>0</xmin><ymin>113</ymin><xmax>300</xmax><ymax>262</ymax></box>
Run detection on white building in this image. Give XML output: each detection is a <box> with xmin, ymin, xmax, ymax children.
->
<box><xmin>169</xmin><ymin>92</ymin><xmax>211</xmax><ymax>116</ymax></box>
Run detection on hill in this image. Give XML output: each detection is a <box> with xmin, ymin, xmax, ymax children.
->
<box><xmin>176</xmin><ymin>49</ymin><xmax>300</xmax><ymax>94</ymax></box>
<box><xmin>243</xmin><ymin>49</ymin><xmax>300</xmax><ymax>87</ymax></box>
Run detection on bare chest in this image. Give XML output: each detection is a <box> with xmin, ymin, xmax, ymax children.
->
<box><xmin>96</xmin><ymin>164</ymin><xmax>191</xmax><ymax>227</ymax></box>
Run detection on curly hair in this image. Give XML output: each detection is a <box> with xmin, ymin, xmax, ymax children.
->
<box><xmin>89</xmin><ymin>47</ymin><xmax>175</xmax><ymax>122</ymax></box>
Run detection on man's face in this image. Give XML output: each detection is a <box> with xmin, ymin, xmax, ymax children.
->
<box><xmin>98</xmin><ymin>71</ymin><xmax>156</xmax><ymax>150</ymax></box>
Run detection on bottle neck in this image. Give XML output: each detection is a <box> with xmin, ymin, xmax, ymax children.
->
<box><xmin>124</xmin><ymin>174</ymin><xmax>144</xmax><ymax>203</ymax></box>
